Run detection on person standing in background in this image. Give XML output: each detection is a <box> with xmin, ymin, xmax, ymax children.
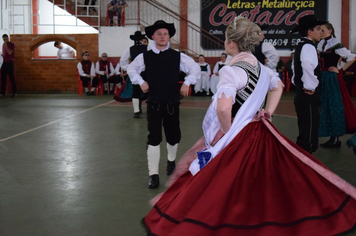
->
<box><xmin>291</xmin><ymin>15</ymin><xmax>327</xmax><ymax>153</ymax></box>
<box><xmin>194</xmin><ymin>54</ymin><xmax>211</xmax><ymax>96</ymax></box>
<box><xmin>253</xmin><ymin>24</ymin><xmax>280</xmax><ymax>71</ymax></box>
<box><xmin>210</xmin><ymin>52</ymin><xmax>227</xmax><ymax>94</ymax></box>
<box><xmin>317</xmin><ymin>22</ymin><xmax>356</xmax><ymax>148</ymax></box>
<box><xmin>119</xmin><ymin>31</ymin><xmax>148</xmax><ymax>118</ymax></box>
<box><xmin>1</xmin><ymin>34</ymin><xmax>17</xmax><ymax>97</ymax></box>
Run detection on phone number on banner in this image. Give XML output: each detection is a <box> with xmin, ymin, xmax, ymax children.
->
<box><xmin>263</xmin><ymin>38</ymin><xmax>301</xmax><ymax>47</ymax></box>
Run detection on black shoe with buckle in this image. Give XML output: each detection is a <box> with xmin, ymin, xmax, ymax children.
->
<box><xmin>148</xmin><ymin>175</ymin><xmax>159</xmax><ymax>189</ymax></box>
<box><xmin>166</xmin><ymin>160</ymin><xmax>176</xmax><ymax>175</ymax></box>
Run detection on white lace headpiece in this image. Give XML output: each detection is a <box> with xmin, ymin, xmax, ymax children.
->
<box><xmin>233</xmin><ymin>14</ymin><xmax>246</xmax><ymax>29</ymax></box>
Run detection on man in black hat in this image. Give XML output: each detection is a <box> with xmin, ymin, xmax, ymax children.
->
<box><xmin>118</xmin><ymin>31</ymin><xmax>148</xmax><ymax>117</ymax></box>
<box><xmin>127</xmin><ymin>20</ymin><xmax>200</xmax><ymax>189</ymax></box>
<box><xmin>253</xmin><ymin>24</ymin><xmax>279</xmax><ymax>71</ymax></box>
<box><xmin>291</xmin><ymin>14</ymin><xmax>328</xmax><ymax>153</ymax></box>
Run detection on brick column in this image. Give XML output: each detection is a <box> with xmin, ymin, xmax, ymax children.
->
<box><xmin>180</xmin><ymin>0</ymin><xmax>188</xmax><ymax>51</ymax></box>
<box><xmin>32</xmin><ymin>0</ymin><xmax>39</xmax><ymax>58</ymax></box>
<box><xmin>341</xmin><ymin>0</ymin><xmax>349</xmax><ymax>48</ymax></box>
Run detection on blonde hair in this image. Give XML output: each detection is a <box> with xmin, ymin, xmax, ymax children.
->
<box><xmin>226</xmin><ymin>16</ymin><xmax>261</xmax><ymax>52</ymax></box>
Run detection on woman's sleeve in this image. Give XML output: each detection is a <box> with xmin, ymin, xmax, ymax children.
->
<box><xmin>264</xmin><ymin>65</ymin><xmax>283</xmax><ymax>90</ymax></box>
<box><xmin>215</xmin><ymin>66</ymin><xmax>247</xmax><ymax>102</ymax></box>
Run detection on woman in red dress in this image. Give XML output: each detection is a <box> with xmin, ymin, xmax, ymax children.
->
<box><xmin>142</xmin><ymin>16</ymin><xmax>356</xmax><ymax>236</ymax></box>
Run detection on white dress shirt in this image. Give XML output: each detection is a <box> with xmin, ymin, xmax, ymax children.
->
<box><xmin>317</xmin><ymin>37</ymin><xmax>356</xmax><ymax>63</ymax></box>
<box><xmin>95</xmin><ymin>61</ymin><xmax>115</xmax><ymax>77</ymax></box>
<box><xmin>262</xmin><ymin>42</ymin><xmax>280</xmax><ymax>71</ymax></box>
<box><xmin>291</xmin><ymin>37</ymin><xmax>319</xmax><ymax>91</ymax></box>
<box><xmin>127</xmin><ymin>41</ymin><xmax>200</xmax><ymax>86</ymax></box>
<box><xmin>77</xmin><ymin>61</ymin><xmax>95</xmax><ymax>77</ymax></box>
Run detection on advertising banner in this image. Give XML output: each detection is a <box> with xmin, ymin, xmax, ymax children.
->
<box><xmin>201</xmin><ymin>0</ymin><xmax>328</xmax><ymax>50</ymax></box>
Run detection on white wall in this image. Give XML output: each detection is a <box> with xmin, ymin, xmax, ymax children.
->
<box><xmin>99</xmin><ymin>25</ymin><xmax>141</xmax><ymax>57</ymax></box>
<box><xmin>37</xmin><ymin>0</ymin><xmax>98</xmax><ymax>57</ymax></box>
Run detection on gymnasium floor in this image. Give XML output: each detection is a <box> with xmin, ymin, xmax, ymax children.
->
<box><xmin>0</xmin><ymin>92</ymin><xmax>355</xmax><ymax>236</ymax></box>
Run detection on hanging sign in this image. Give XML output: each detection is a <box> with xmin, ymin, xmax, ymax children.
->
<box><xmin>201</xmin><ymin>0</ymin><xmax>328</xmax><ymax>50</ymax></box>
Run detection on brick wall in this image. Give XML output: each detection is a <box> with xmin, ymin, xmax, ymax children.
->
<box><xmin>11</xmin><ymin>34</ymin><xmax>98</xmax><ymax>93</ymax></box>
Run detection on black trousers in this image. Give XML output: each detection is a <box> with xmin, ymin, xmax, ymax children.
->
<box><xmin>132</xmin><ymin>84</ymin><xmax>142</xmax><ymax>99</ymax></box>
<box><xmin>100</xmin><ymin>75</ymin><xmax>122</xmax><ymax>84</ymax></box>
<box><xmin>80</xmin><ymin>76</ymin><xmax>98</xmax><ymax>88</ymax></box>
<box><xmin>1</xmin><ymin>62</ymin><xmax>17</xmax><ymax>95</ymax></box>
<box><xmin>147</xmin><ymin>102</ymin><xmax>181</xmax><ymax>146</ymax></box>
<box><xmin>294</xmin><ymin>93</ymin><xmax>320</xmax><ymax>153</ymax></box>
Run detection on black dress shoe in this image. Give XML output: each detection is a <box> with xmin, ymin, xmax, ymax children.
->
<box><xmin>90</xmin><ymin>91</ymin><xmax>96</xmax><ymax>95</ymax></box>
<box><xmin>166</xmin><ymin>160</ymin><xmax>176</xmax><ymax>175</ymax></box>
<box><xmin>322</xmin><ymin>140</ymin><xmax>341</xmax><ymax>148</ymax></box>
<box><xmin>320</xmin><ymin>137</ymin><xmax>334</xmax><ymax>147</ymax></box>
<box><xmin>86</xmin><ymin>91</ymin><xmax>90</xmax><ymax>96</ymax></box>
<box><xmin>133</xmin><ymin>112</ymin><xmax>140</xmax><ymax>118</ymax></box>
<box><xmin>148</xmin><ymin>175</ymin><xmax>159</xmax><ymax>189</ymax></box>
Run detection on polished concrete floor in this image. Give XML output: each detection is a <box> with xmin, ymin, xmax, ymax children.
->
<box><xmin>0</xmin><ymin>92</ymin><xmax>355</xmax><ymax>236</ymax></box>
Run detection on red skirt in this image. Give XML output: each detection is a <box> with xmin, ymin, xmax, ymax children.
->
<box><xmin>143</xmin><ymin>120</ymin><xmax>356</xmax><ymax>236</ymax></box>
<box><xmin>337</xmin><ymin>72</ymin><xmax>356</xmax><ymax>134</ymax></box>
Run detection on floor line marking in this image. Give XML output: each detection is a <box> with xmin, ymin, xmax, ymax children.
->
<box><xmin>0</xmin><ymin>101</ymin><xmax>113</xmax><ymax>143</ymax></box>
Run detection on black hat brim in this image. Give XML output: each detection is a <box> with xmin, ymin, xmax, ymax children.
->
<box><xmin>130</xmin><ymin>31</ymin><xmax>146</xmax><ymax>41</ymax></box>
<box><xmin>145</xmin><ymin>22</ymin><xmax>176</xmax><ymax>40</ymax></box>
<box><xmin>291</xmin><ymin>20</ymin><xmax>328</xmax><ymax>34</ymax></box>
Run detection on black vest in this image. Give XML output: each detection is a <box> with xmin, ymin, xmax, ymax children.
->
<box><xmin>319</xmin><ymin>42</ymin><xmax>343</xmax><ymax>69</ymax></box>
<box><xmin>130</xmin><ymin>44</ymin><xmax>148</xmax><ymax>79</ymax></box>
<box><xmin>130</xmin><ymin>45</ymin><xmax>148</xmax><ymax>61</ymax></box>
<box><xmin>231</xmin><ymin>61</ymin><xmax>261</xmax><ymax>117</ymax></box>
<box><xmin>143</xmin><ymin>49</ymin><xmax>181</xmax><ymax>104</ymax></box>
<box><xmin>294</xmin><ymin>38</ymin><xmax>321</xmax><ymax>98</ymax></box>
<box><xmin>218</xmin><ymin>63</ymin><xmax>225</xmax><ymax>71</ymax></box>
<box><xmin>200</xmin><ymin>64</ymin><xmax>208</xmax><ymax>72</ymax></box>
<box><xmin>253</xmin><ymin>43</ymin><xmax>266</xmax><ymax>64</ymax></box>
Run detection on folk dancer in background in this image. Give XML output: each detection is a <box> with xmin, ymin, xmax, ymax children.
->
<box><xmin>291</xmin><ymin>15</ymin><xmax>327</xmax><ymax>153</ymax></box>
<box><xmin>210</xmin><ymin>52</ymin><xmax>227</xmax><ymax>94</ymax></box>
<box><xmin>119</xmin><ymin>31</ymin><xmax>148</xmax><ymax>118</ymax></box>
<box><xmin>253</xmin><ymin>24</ymin><xmax>279</xmax><ymax>71</ymax></box>
<box><xmin>317</xmin><ymin>22</ymin><xmax>356</xmax><ymax>148</ymax></box>
<box><xmin>194</xmin><ymin>54</ymin><xmax>211</xmax><ymax>95</ymax></box>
